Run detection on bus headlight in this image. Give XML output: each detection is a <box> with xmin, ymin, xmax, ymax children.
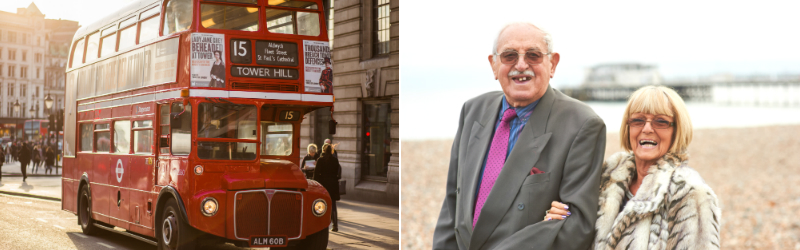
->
<box><xmin>312</xmin><ymin>199</ymin><xmax>327</xmax><ymax>217</ymax></box>
<box><xmin>201</xmin><ymin>197</ymin><xmax>218</xmax><ymax>216</ymax></box>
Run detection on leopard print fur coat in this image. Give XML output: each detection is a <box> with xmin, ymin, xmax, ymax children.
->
<box><xmin>593</xmin><ymin>151</ymin><xmax>721</xmax><ymax>250</ymax></box>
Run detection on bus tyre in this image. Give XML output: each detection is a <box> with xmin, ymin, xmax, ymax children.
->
<box><xmin>158</xmin><ymin>199</ymin><xmax>197</xmax><ymax>250</ymax></box>
<box><xmin>78</xmin><ymin>186</ymin><xmax>99</xmax><ymax>235</ymax></box>
<box><xmin>279</xmin><ymin>228</ymin><xmax>329</xmax><ymax>250</ymax></box>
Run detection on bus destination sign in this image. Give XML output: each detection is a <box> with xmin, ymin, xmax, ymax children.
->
<box><xmin>231</xmin><ymin>66</ymin><xmax>298</xmax><ymax>80</ymax></box>
<box><xmin>256</xmin><ymin>40</ymin><xmax>298</xmax><ymax>66</ymax></box>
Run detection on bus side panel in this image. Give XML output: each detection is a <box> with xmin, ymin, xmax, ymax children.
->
<box><xmin>109</xmin><ymin>154</ymin><xmax>131</xmax><ymax>230</ymax></box>
<box><xmin>62</xmin><ymin>157</ymin><xmax>77</xmax><ymax>214</ymax></box>
<box><xmin>92</xmin><ymin>153</ymin><xmax>111</xmax><ymax>224</ymax></box>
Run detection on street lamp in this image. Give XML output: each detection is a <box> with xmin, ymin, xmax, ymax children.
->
<box><xmin>13</xmin><ymin>100</ymin><xmax>21</xmax><ymax>141</ymax></box>
<box><xmin>29</xmin><ymin>105</ymin><xmax>36</xmax><ymax>118</ymax></box>
<box><xmin>45</xmin><ymin>94</ymin><xmax>54</xmax><ymax>113</ymax></box>
<box><xmin>13</xmin><ymin>100</ymin><xmax>20</xmax><ymax>114</ymax></box>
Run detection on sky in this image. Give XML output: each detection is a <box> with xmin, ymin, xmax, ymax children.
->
<box><xmin>402</xmin><ymin>0</ymin><xmax>800</xmax><ymax>140</ymax></box>
<box><xmin>1</xmin><ymin>0</ymin><xmax>136</xmax><ymax>27</ymax></box>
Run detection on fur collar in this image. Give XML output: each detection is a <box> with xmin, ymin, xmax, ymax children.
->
<box><xmin>595</xmin><ymin>151</ymin><xmax>687</xmax><ymax>242</ymax></box>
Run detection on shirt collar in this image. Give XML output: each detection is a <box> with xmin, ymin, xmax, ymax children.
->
<box><xmin>500</xmin><ymin>96</ymin><xmax>539</xmax><ymax>122</ymax></box>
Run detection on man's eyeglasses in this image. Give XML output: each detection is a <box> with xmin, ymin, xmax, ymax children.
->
<box><xmin>495</xmin><ymin>51</ymin><xmax>551</xmax><ymax>65</ymax></box>
<box><xmin>627</xmin><ymin>118</ymin><xmax>674</xmax><ymax>129</ymax></box>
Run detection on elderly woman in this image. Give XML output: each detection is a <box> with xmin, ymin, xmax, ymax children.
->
<box><xmin>301</xmin><ymin>143</ymin><xmax>319</xmax><ymax>179</ymax></box>
<box><xmin>545</xmin><ymin>85</ymin><xmax>721</xmax><ymax>249</ymax></box>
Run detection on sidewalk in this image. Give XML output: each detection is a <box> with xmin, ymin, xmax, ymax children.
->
<box><xmin>0</xmin><ymin>161</ymin><xmax>398</xmax><ymax>249</ymax></box>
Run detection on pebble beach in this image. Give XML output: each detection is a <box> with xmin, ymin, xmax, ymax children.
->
<box><xmin>401</xmin><ymin>125</ymin><xmax>800</xmax><ymax>250</ymax></box>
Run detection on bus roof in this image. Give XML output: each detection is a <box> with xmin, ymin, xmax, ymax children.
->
<box><xmin>72</xmin><ymin>0</ymin><xmax>160</xmax><ymax>41</ymax></box>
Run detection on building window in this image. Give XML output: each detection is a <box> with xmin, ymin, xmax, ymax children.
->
<box><xmin>22</xmin><ymin>33</ymin><xmax>27</xmax><ymax>44</ymax></box>
<box><xmin>21</xmin><ymin>84</ymin><xmax>27</xmax><ymax>96</ymax></box>
<box><xmin>9</xmin><ymin>32</ymin><xmax>16</xmax><ymax>43</ymax></box>
<box><xmin>35</xmin><ymin>86</ymin><xmax>39</xmax><ymax>97</ymax></box>
<box><xmin>373</xmin><ymin>0</ymin><xmax>390</xmax><ymax>56</ymax></box>
<box><xmin>36</xmin><ymin>68</ymin><xmax>40</xmax><ymax>79</ymax></box>
<box><xmin>21</xmin><ymin>67</ymin><xmax>28</xmax><ymax>78</ymax></box>
<box><xmin>7</xmin><ymin>83</ymin><xmax>13</xmax><ymax>97</ymax></box>
<box><xmin>9</xmin><ymin>49</ymin><xmax>15</xmax><ymax>60</ymax></box>
<box><xmin>8</xmin><ymin>66</ymin><xmax>14</xmax><ymax>77</ymax></box>
<box><xmin>22</xmin><ymin>51</ymin><xmax>27</xmax><ymax>61</ymax></box>
<box><xmin>361</xmin><ymin>102</ymin><xmax>392</xmax><ymax>180</ymax></box>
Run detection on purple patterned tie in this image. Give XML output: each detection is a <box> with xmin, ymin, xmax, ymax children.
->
<box><xmin>473</xmin><ymin>108</ymin><xmax>517</xmax><ymax>228</ymax></box>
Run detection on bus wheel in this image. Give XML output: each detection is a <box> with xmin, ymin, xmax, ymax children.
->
<box><xmin>78</xmin><ymin>186</ymin><xmax>99</xmax><ymax>235</ymax></box>
<box><xmin>278</xmin><ymin>228</ymin><xmax>329</xmax><ymax>250</ymax></box>
<box><xmin>159</xmin><ymin>199</ymin><xmax>197</xmax><ymax>250</ymax></box>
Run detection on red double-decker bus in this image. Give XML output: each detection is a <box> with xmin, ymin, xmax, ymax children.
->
<box><xmin>61</xmin><ymin>0</ymin><xmax>334</xmax><ymax>249</ymax></box>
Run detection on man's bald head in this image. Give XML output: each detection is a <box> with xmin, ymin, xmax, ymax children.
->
<box><xmin>492</xmin><ymin>22</ymin><xmax>553</xmax><ymax>56</ymax></box>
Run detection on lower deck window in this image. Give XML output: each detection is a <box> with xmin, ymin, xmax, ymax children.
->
<box><xmin>197</xmin><ymin>142</ymin><xmax>257</xmax><ymax>160</ymax></box>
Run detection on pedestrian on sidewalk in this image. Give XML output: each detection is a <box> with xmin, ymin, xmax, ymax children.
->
<box><xmin>18</xmin><ymin>142</ymin><xmax>32</xmax><ymax>182</ymax></box>
<box><xmin>45</xmin><ymin>146</ymin><xmax>56</xmax><ymax>175</ymax></box>
<box><xmin>11</xmin><ymin>142</ymin><xmax>18</xmax><ymax>163</ymax></box>
<box><xmin>0</xmin><ymin>147</ymin><xmax>5</xmax><ymax>182</ymax></box>
<box><xmin>32</xmin><ymin>144</ymin><xmax>42</xmax><ymax>174</ymax></box>
<box><xmin>313</xmin><ymin>143</ymin><xmax>342</xmax><ymax>232</ymax></box>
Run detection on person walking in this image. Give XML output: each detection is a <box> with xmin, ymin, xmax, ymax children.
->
<box><xmin>313</xmin><ymin>143</ymin><xmax>342</xmax><ymax>232</ymax></box>
<box><xmin>32</xmin><ymin>144</ymin><xmax>42</xmax><ymax>174</ymax></box>
<box><xmin>18</xmin><ymin>142</ymin><xmax>32</xmax><ymax>182</ymax></box>
<box><xmin>0</xmin><ymin>147</ymin><xmax>5</xmax><ymax>182</ymax></box>
<box><xmin>45</xmin><ymin>146</ymin><xmax>56</xmax><ymax>175</ymax></box>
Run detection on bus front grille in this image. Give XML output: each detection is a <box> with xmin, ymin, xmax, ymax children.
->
<box><xmin>233</xmin><ymin>190</ymin><xmax>304</xmax><ymax>240</ymax></box>
<box><xmin>235</xmin><ymin>192</ymin><xmax>268</xmax><ymax>238</ymax></box>
<box><xmin>269</xmin><ymin>193</ymin><xmax>302</xmax><ymax>238</ymax></box>
<box><xmin>232</xmin><ymin>82</ymin><xmax>299</xmax><ymax>92</ymax></box>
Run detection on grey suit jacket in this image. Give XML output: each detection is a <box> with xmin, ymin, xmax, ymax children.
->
<box><xmin>433</xmin><ymin>86</ymin><xmax>606</xmax><ymax>250</ymax></box>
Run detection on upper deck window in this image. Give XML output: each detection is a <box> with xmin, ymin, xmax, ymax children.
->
<box><xmin>200</xmin><ymin>4</ymin><xmax>259</xmax><ymax>31</ymax></box>
<box><xmin>265</xmin><ymin>8</ymin><xmax>320</xmax><ymax>36</ymax></box>
<box><xmin>163</xmin><ymin>0</ymin><xmax>193</xmax><ymax>35</ymax></box>
<box><xmin>85</xmin><ymin>32</ymin><xmax>100</xmax><ymax>62</ymax></box>
<box><xmin>70</xmin><ymin>38</ymin><xmax>85</xmax><ymax>68</ymax></box>
<box><xmin>209</xmin><ymin>0</ymin><xmax>257</xmax><ymax>3</ymax></box>
<box><xmin>268</xmin><ymin>0</ymin><xmax>318</xmax><ymax>9</ymax></box>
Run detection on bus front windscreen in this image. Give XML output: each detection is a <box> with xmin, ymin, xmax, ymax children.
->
<box><xmin>197</xmin><ymin>102</ymin><xmax>257</xmax><ymax>160</ymax></box>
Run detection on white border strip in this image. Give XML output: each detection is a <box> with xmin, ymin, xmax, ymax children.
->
<box><xmin>301</xmin><ymin>94</ymin><xmax>333</xmax><ymax>102</ymax></box>
<box><xmin>190</xmin><ymin>89</ymin><xmax>229</xmax><ymax>98</ymax></box>
<box><xmin>230</xmin><ymin>91</ymin><xmax>301</xmax><ymax>101</ymax></box>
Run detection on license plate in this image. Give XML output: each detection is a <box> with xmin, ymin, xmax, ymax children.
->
<box><xmin>249</xmin><ymin>235</ymin><xmax>288</xmax><ymax>247</ymax></box>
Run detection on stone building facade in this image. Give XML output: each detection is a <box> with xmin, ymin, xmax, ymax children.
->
<box><xmin>301</xmin><ymin>0</ymin><xmax>399</xmax><ymax>205</ymax></box>
<box><xmin>0</xmin><ymin>3</ymin><xmax>49</xmax><ymax>140</ymax></box>
<box><xmin>0</xmin><ymin>3</ymin><xmax>77</xmax><ymax>141</ymax></box>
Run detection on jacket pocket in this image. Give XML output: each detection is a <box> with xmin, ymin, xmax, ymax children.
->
<box><xmin>521</xmin><ymin>172</ymin><xmax>550</xmax><ymax>186</ymax></box>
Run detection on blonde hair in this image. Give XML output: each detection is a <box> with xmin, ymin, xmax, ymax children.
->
<box><xmin>307</xmin><ymin>143</ymin><xmax>317</xmax><ymax>153</ymax></box>
<box><xmin>620</xmin><ymin>85</ymin><xmax>693</xmax><ymax>154</ymax></box>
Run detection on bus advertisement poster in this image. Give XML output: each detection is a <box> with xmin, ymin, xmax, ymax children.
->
<box><xmin>303</xmin><ymin>40</ymin><xmax>332</xmax><ymax>93</ymax></box>
<box><xmin>190</xmin><ymin>33</ymin><xmax>226</xmax><ymax>88</ymax></box>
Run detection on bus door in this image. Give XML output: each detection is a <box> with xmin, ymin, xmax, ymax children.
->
<box><xmin>109</xmin><ymin>119</ymin><xmax>132</xmax><ymax>230</ymax></box>
<box><xmin>129</xmin><ymin>105</ymin><xmax>156</xmax><ymax>229</ymax></box>
<box><xmin>93</xmin><ymin>122</ymin><xmax>112</xmax><ymax>224</ymax></box>
<box><xmin>156</xmin><ymin>103</ymin><xmax>171</xmax><ymax>187</ymax></box>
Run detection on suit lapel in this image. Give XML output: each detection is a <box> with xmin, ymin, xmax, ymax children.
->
<box><xmin>469</xmin><ymin>87</ymin><xmax>556</xmax><ymax>250</ymax></box>
<box><xmin>462</xmin><ymin>95</ymin><xmax>502</xmax><ymax>235</ymax></box>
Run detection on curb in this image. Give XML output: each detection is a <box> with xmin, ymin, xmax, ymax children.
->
<box><xmin>0</xmin><ymin>190</ymin><xmax>62</xmax><ymax>202</ymax></box>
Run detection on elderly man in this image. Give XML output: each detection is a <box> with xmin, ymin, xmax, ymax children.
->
<box><xmin>433</xmin><ymin>22</ymin><xmax>607</xmax><ymax>250</ymax></box>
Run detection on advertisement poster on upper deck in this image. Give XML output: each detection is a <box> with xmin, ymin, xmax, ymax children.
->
<box><xmin>191</xmin><ymin>33</ymin><xmax>226</xmax><ymax>88</ymax></box>
<box><xmin>303</xmin><ymin>40</ymin><xmax>332</xmax><ymax>93</ymax></box>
